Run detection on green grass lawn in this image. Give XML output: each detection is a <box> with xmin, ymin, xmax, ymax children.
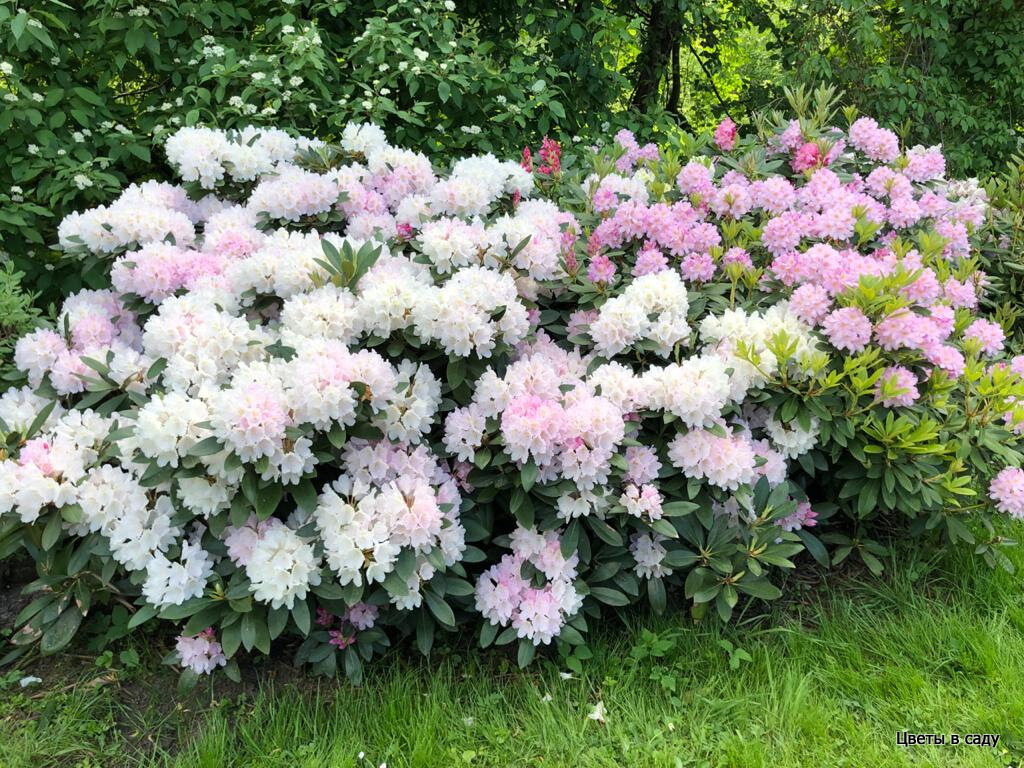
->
<box><xmin>2</xmin><ymin>544</ymin><xmax>1023</xmax><ymax>768</ymax></box>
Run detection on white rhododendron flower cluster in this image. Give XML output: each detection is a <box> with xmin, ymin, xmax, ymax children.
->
<box><xmin>4</xmin><ymin>107</ymin><xmax>1024</xmax><ymax>679</ymax></box>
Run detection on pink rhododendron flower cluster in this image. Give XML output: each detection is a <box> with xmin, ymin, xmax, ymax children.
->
<box><xmin>990</xmin><ymin>467</ymin><xmax>1024</xmax><ymax>519</ymax></box>
<box><xmin>475</xmin><ymin>527</ymin><xmax>583</xmax><ymax>645</ymax></box>
<box><xmin>176</xmin><ymin>628</ymin><xmax>227</xmax><ymax>675</ymax></box>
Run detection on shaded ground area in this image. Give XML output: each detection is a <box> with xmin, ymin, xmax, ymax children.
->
<box><xmin>1</xmin><ymin>545</ymin><xmax>1023</xmax><ymax>768</ymax></box>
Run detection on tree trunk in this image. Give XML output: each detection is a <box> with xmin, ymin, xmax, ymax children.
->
<box><xmin>667</xmin><ymin>41</ymin><xmax>681</xmax><ymax>115</ymax></box>
<box><xmin>630</xmin><ymin>0</ymin><xmax>682</xmax><ymax>112</ymax></box>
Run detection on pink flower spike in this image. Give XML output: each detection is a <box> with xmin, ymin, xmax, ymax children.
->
<box><xmin>714</xmin><ymin>117</ymin><xmax>738</xmax><ymax>151</ymax></box>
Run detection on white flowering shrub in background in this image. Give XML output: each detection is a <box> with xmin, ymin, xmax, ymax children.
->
<box><xmin>3</xmin><ymin>87</ymin><xmax>1024</xmax><ymax>684</ymax></box>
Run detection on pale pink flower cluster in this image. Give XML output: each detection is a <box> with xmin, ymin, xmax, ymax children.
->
<box><xmin>989</xmin><ymin>467</ymin><xmax>1024</xmax><ymax>520</ymax></box>
<box><xmin>667</xmin><ymin>428</ymin><xmax>758</xmax><ymax>491</ymax></box>
<box><xmin>876</xmin><ymin>366</ymin><xmax>920</xmax><ymax>407</ymax></box>
<box><xmin>313</xmin><ymin>441</ymin><xmax>465</xmax><ymax>609</ymax></box>
<box><xmin>15</xmin><ymin>290</ymin><xmax>146</xmax><ymax>396</ymax></box>
<box><xmin>111</xmin><ymin>242</ymin><xmax>236</xmax><ymax>302</ymax></box>
<box><xmin>57</xmin><ymin>181</ymin><xmax>199</xmax><ymax>254</ymax></box>
<box><xmin>963</xmin><ymin>319</ymin><xmax>1005</xmax><ymax>356</ymax></box>
<box><xmin>848</xmin><ymin>117</ymin><xmax>900</xmax><ymax>163</ymax></box>
<box><xmin>620</xmin><ymin>483</ymin><xmax>664</xmax><ymax>520</ymax></box>
<box><xmin>223</xmin><ymin>516</ymin><xmax>320</xmax><ymax>610</ymax></box>
<box><xmin>630</xmin><ymin>533</ymin><xmax>672</xmax><ymax>579</ymax></box>
<box><xmin>176</xmin><ymin>628</ymin><xmax>227</xmax><ymax>675</ymax></box>
<box><xmin>475</xmin><ymin>527</ymin><xmax>582</xmax><ymax>645</ymax></box>
<box><xmin>821</xmin><ymin>307</ymin><xmax>872</xmax><ymax>352</ymax></box>
<box><xmin>612</xmin><ymin>129</ymin><xmax>659</xmax><ymax>173</ymax></box>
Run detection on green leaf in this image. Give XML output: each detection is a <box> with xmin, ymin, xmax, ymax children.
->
<box><xmin>177</xmin><ymin>668</ymin><xmax>200</xmax><ymax>693</ymax></box>
<box><xmin>520</xmin><ymin>461</ymin><xmax>538</xmax><ymax>492</ymax></box>
<box><xmin>511</xmin><ymin>487</ymin><xmax>534</xmax><ymax>528</ymax></box>
<box><xmin>292</xmin><ymin>479</ymin><xmax>318</xmax><ymax>513</ymax></box>
<box><xmin>127</xmin><ymin>604</ymin><xmax>158</xmax><ymax>630</ymax></box>
<box><xmin>416</xmin><ymin>609</ymin><xmax>434</xmax><ymax>655</ymax></box>
<box><xmin>560</xmin><ymin>519</ymin><xmax>580</xmax><ymax>558</ymax></box>
<box><xmin>649</xmin><ymin>518</ymin><xmax>678</xmax><ymax>539</ymax></box>
<box><xmin>344</xmin><ymin>646</ymin><xmax>363</xmax><ymax>683</ymax></box>
<box><xmin>11</xmin><ymin>11</ymin><xmax>28</xmax><ymax>42</ymax></box>
<box><xmin>291</xmin><ymin>600</ymin><xmax>311</xmax><ymax>636</ymax></box>
<box><xmin>241</xmin><ymin>611</ymin><xmax>257</xmax><ymax>651</ymax></box>
<box><xmin>663</xmin><ymin>547</ymin><xmax>699</xmax><ymax>568</ymax></box>
<box><xmin>479</xmin><ymin>621</ymin><xmax>499</xmax><ymax>648</ymax></box>
<box><xmin>517</xmin><ymin>638</ymin><xmax>536</xmax><ymax>667</ymax></box>
<box><xmin>255</xmin><ymin>483</ymin><xmax>284</xmax><ymax>519</ymax></box>
<box><xmin>268</xmin><ymin>606</ymin><xmax>289</xmax><ymax>640</ymax></box>
<box><xmin>447</xmin><ymin>358</ymin><xmax>466</xmax><ymax>389</ymax></box>
<box><xmin>589</xmin><ymin>586</ymin><xmax>629</xmax><ymax>606</ymax></box>
<box><xmin>40</xmin><ymin>607</ymin><xmax>82</xmax><ymax>654</ymax></box>
<box><xmin>223</xmin><ymin>658</ymin><xmax>241</xmax><ymax>683</ymax></box>
<box><xmin>424</xmin><ymin>591</ymin><xmax>456</xmax><ymax>628</ymax></box>
<box><xmin>189</xmin><ymin>436</ymin><xmax>223</xmax><ymax>457</ymax></box>
<box><xmin>735</xmin><ymin>577</ymin><xmax>782</xmax><ymax>600</ymax></box>
<box><xmin>26</xmin><ymin>400</ymin><xmax>56</xmax><ymax>439</ymax></box>
<box><xmin>647</xmin><ymin>577</ymin><xmax>667</xmax><ymax>614</ymax></box>
<box><xmin>661</xmin><ymin>501</ymin><xmax>698</xmax><ymax>517</ymax></box>
<box><xmin>72</xmin><ymin>87</ymin><xmax>104</xmax><ymax>106</ymax></box>
<box><xmin>41</xmin><ymin>511</ymin><xmax>63</xmax><ymax>550</ymax></box>
<box><xmin>125</xmin><ymin>26</ymin><xmax>146</xmax><ymax>54</ymax></box>
<box><xmin>796</xmin><ymin>530</ymin><xmax>829</xmax><ymax>566</ymax></box>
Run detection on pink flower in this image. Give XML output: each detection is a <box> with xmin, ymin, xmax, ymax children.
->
<box><xmin>538</xmin><ymin>137</ymin><xmax>561</xmax><ymax>175</ymax></box>
<box><xmin>587</xmin><ymin>254</ymin><xmax>617</xmax><ymax>284</ymax></box>
<box><xmin>346</xmin><ymin>603</ymin><xmax>379</xmax><ymax>630</ymax></box>
<box><xmin>924</xmin><ymin>344</ymin><xmax>966</xmax><ymax>378</ymax></box>
<box><xmin>709</xmin><ymin>183</ymin><xmax>752</xmax><ymax>219</ymax></box>
<box><xmin>19</xmin><ymin>438</ymin><xmax>56</xmax><ymax>476</ymax></box>
<box><xmin>849</xmin><ymin>117</ymin><xmax>900</xmax><ymax>163</ymax></box>
<box><xmin>874</xmin><ymin>309</ymin><xmax>930</xmax><ymax>352</ymax></box>
<box><xmin>990</xmin><ymin>467</ymin><xmax>1024</xmax><ymax>519</ymax></box>
<box><xmin>943</xmin><ymin>278</ymin><xmax>977</xmax><ymax>309</ymax></box>
<box><xmin>395</xmin><ymin>222</ymin><xmax>414</xmax><ymax>241</ymax></box>
<box><xmin>789</xmin><ymin>284</ymin><xmax>832</xmax><ymax>326</ymax></box>
<box><xmin>329</xmin><ymin>629</ymin><xmax>355</xmax><ymax>649</ymax></box>
<box><xmin>792</xmin><ymin>142</ymin><xmax>822</xmax><ymax>172</ymax></box>
<box><xmin>625</xmin><ymin>445</ymin><xmax>661</xmax><ymax>485</ymax></box>
<box><xmin>821</xmin><ymin>307</ymin><xmax>872</xmax><ymax>352</ymax></box>
<box><xmin>633</xmin><ymin>246</ymin><xmax>668</xmax><ymax>276</ymax></box>
<box><xmin>876</xmin><ymin>366</ymin><xmax>919</xmax><ymax>407</ymax></box>
<box><xmin>176</xmin><ymin>628</ymin><xmax>227</xmax><ymax>675</ymax></box>
<box><xmin>521</xmin><ymin>146</ymin><xmax>533</xmax><ymax>172</ymax></box>
<box><xmin>714</xmin><ymin>117</ymin><xmax>738</xmax><ymax>151</ymax></box>
<box><xmin>680</xmin><ymin>252</ymin><xmax>714</xmax><ymax>282</ymax></box>
<box><xmin>722</xmin><ymin>247</ymin><xmax>753</xmax><ymax>270</ymax></box>
<box><xmin>676</xmin><ymin>161</ymin><xmax>714</xmax><ymax>197</ymax></box>
<box><xmin>963</xmin><ymin>319</ymin><xmax>1005</xmax><ymax>356</ymax></box>
<box><xmin>778</xmin><ymin>501</ymin><xmax>817</xmax><ymax>532</ymax></box>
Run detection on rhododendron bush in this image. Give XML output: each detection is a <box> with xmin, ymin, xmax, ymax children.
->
<box><xmin>4</xmin><ymin>90</ymin><xmax>1024</xmax><ymax>684</ymax></box>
